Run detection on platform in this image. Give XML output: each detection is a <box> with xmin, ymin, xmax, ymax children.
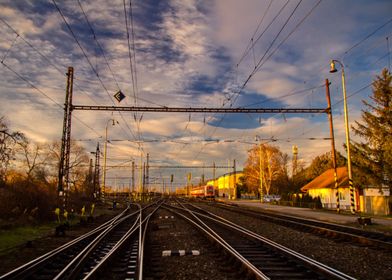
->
<box><xmin>220</xmin><ymin>199</ymin><xmax>392</xmax><ymax>230</ymax></box>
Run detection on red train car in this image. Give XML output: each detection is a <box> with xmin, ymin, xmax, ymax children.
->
<box><xmin>190</xmin><ymin>185</ymin><xmax>215</xmax><ymax>199</ymax></box>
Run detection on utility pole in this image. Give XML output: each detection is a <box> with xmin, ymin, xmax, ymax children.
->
<box><xmin>213</xmin><ymin>162</ymin><xmax>216</xmax><ymax>195</ymax></box>
<box><xmin>233</xmin><ymin>159</ymin><xmax>236</xmax><ymax>199</ymax></box>
<box><xmin>325</xmin><ymin>79</ymin><xmax>340</xmax><ymax>213</ymax></box>
<box><xmin>93</xmin><ymin>143</ymin><xmax>100</xmax><ymax>199</ymax></box>
<box><xmin>139</xmin><ymin>152</ymin><xmax>143</xmax><ymax>200</ymax></box>
<box><xmin>187</xmin><ymin>172</ymin><xmax>192</xmax><ymax>196</ymax></box>
<box><xmin>143</xmin><ymin>162</ymin><xmax>146</xmax><ymax>194</ymax></box>
<box><xmin>58</xmin><ymin>66</ymin><xmax>73</xmax><ymax>210</ymax></box>
<box><xmin>88</xmin><ymin>158</ymin><xmax>93</xmax><ymax>197</ymax></box>
<box><xmin>131</xmin><ymin>160</ymin><xmax>135</xmax><ymax>193</ymax></box>
<box><xmin>146</xmin><ymin>153</ymin><xmax>150</xmax><ymax>192</ymax></box>
<box><xmin>259</xmin><ymin>144</ymin><xmax>263</xmax><ymax>203</ymax></box>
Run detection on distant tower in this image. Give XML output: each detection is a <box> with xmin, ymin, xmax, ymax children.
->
<box><xmin>292</xmin><ymin>145</ymin><xmax>298</xmax><ymax>176</ymax></box>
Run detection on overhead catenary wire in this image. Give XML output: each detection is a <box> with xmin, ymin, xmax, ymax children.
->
<box><xmin>77</xmin><ymin>0</ymin><xmax>121</xmax><ymax>90</ymax></box>
<box><xmin>236</xmin><ymin>0</ymin><xmax>274</xmax><ymax>67</ymax></box>
<box><xmin>342</xmin><ymin>16</ymin><xmax>392</xmax><ymax>58</ymax></box>
<box><xmin>0</xmin><ymin>61</ymin><xmax>102</xmax><ymax>138</ymax></box>
<box><xmin>51</xmin><ymin>0</ymin><xmax>140</xmax><ymax>143</ymax></box>
<box><xmin>191</xmin><ymin>0</ymin><xmax>311</xmax><ymax>162</ymax></box>
<box><xmin>0</xmin><ymin>16</ymin><xmax>99</xmax><ymax>106</ymax></box>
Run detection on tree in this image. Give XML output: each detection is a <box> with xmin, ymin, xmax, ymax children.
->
<box><xmin>17</xmin><ymin>140</ymin><xmax>48</xmax><ymax>181</ymax></box>
<box><xmin>45</xmin><ymin>140</ymin><xmax>90</xmax><ymax>193</ymax></box>
<box><xmin>244</xmin><ymin>144</ymin><xmax>288</xmax><ymax>196</ymax></box>
<box><xmin>306</xmin><ymin>151</ymin><xmax>346</xmax><ymax>179</ymax></box>
<box><xmin>0</xmin><ymin>117</ymin><xmax>25</xmax><ymax>185</ymax></box>
<box><xmin>351</xmin><ymin>68</ymin><xmax>392</xmax><ymax>190</ymax></box>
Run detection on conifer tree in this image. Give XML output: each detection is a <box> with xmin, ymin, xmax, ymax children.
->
<box><xmin>351</xmin><ymin>68</ymin><xmax>391</xmax><ymax>190</ymax></box>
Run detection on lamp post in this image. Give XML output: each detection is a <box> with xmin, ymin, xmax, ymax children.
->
<box><xmin>101</xmin><ymin>119</ymin><xmax>117</xmax><ymax>202</ymax></box>
<box><xmin>329</xmin><ymin>60</ymin><xmax>356</xmax><ymax>214</ymax></box>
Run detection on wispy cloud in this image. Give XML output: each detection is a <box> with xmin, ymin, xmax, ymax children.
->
<box><xmin>0</xmin><ymin>0</ymin><xmax>391</xmax><ymax>188</ymax></box>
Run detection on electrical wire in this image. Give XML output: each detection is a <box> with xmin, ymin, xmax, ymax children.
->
<box><xmin>1</xmin><ymin>61</ymin><xmax>102</xmax><ymax>138</ymax></box>
<box><xmin>0</xmin><ymin>16</ymin><xmax>99</xmax><ymax>106</ymax></box>
<box><xmin>343</xmin><ymin>16</ymin><xmax>392</xmax><ymax>58</ymax></box>
<box><xmin>52</xmin><ymin>0</ymin><xmax>140</xmax><ymax>143</ymax></box>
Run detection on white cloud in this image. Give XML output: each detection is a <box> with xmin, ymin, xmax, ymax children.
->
<box><xmin>0</xmin><ymin>0</ymin><xmax>390</xmax><ymax>188</ymax></box>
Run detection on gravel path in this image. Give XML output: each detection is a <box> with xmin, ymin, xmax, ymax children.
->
<box><xmin>143</xmin><ymin>208</ymin><xmax>239</xmax><ymax>279</ymax></box>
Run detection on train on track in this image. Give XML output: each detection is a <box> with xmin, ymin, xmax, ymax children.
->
<box><xmin>190</xmin><ymin>185</ymin><xmax>215</xmax><ymax>199</ymax></box>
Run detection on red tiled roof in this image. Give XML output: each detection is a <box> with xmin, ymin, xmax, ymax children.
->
<box><xmin>301</xmin><ymin>167</ymin><xmax>348</xmax><ymax>192</ymax></box>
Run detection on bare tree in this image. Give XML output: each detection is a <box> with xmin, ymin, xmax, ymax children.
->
<box><xmin>0</xmin><ymin>117</ymin><xmax>25</xmax><ymax>183</ymax></box>
<box><xmin>45</xmin><ymin>140</ymin><xmax>89</xmax><ymax>192</ymax></box>
<box><xmin>17</xmin><ymin>140</ymin><xmax>49</xmax><ymax>181</ymax></box>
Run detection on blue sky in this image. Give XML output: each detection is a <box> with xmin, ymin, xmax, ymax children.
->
<box><xmin>0</xmin><ymin>0</ymin><xmax>391</xmax><ymax>191</ymax></box>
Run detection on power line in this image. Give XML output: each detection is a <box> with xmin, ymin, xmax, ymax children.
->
<box><xmin>254</xmin><ymin>0</ymin><xmax>322</xmax><ymax>74</ymax></box>
<box><xmin>191</xmin><ymin>1</ymin><xmax>308</xmax><ymax>161</ymax></box>
<box><xmin>77</xmin><ymin>0</ymin><xmax>121</xmax><ymax>90</ymax></box>
<box><xmin>343</xmin><ymin>16</ymin><xmax>392</xmax><ymax>57</ymax></box>
<box><xmin>0</xmin><ymin>15</ymin><xmax>99</xmax><ymax>106</ymax></box>
<box><xmin>123</xmin><ymin>0</ymin><xmax>137</xmax><ymax>104</ymax></box>
<box><xmin>236</xmin><ymin>0</ymin><xmax>274</xmax><ymax>67</ymax></box>
<box><xmin>1</xmin><ymin>61</ymin><xmax>102</xmax><ymax>137</ymax></box>
<box><xmin>51</xmin><ymin>0</ymin><xmax>140</xmax><ymax>142</ymax></box>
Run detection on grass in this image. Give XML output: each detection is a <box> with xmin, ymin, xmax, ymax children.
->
<box><xmin>0</xmin><ymin>224</ymin><xmax>55</xmax><ymax>255</ymax></box>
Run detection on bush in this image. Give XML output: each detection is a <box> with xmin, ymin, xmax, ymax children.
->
<box><xmin>0</xmin><ymin>178</ymin><xmax>57</xmax><ymax>223</ymax></box>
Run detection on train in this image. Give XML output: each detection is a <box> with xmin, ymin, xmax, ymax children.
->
<box><xmin>190</xmin><ymin>185</ymin><xmax>215</xmax><ymax>199</ymax></box>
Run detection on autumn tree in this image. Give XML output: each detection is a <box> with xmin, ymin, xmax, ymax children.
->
<box><xmin>244</xmin><ymin>144</ymin><xmax>288</xmax><ymax>196</ymax></box>
<box><xmin>351</xmin><ymin>68</ymin><xmax>392</xmax><ymax>190</ymax></box>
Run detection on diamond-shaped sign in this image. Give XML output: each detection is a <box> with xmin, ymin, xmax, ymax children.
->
<box><xmin>114</xmin><ymin>90</ymin><xmax>125</xmax><ymax>103</ymax></box>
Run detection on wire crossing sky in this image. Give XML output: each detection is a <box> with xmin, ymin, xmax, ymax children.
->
<box><xmin>0</xmin><ymin>0</ymin><xmax>391</xmax><ymax>189</ymax></box>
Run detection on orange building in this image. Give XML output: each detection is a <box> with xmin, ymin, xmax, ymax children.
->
<box><xmin>301</xmin><ymin>167</ymin><xmax>390</xmax><ymax>215</ymax></box>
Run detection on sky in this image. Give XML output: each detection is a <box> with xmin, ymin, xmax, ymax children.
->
<box><xmin>0</xmin><ymin>0</ymin><xmax>391</xmax><ymax>191</ymax></box>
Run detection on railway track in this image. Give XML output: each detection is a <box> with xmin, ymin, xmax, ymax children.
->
<box><xmin>0</xmin><ymin>201</ymin><xmax>161</xmax><ymax>280</ymax></box>
<box><xmin>166</xmin><ymin>199</ymin><xmax>356</xmax><ymax>280</ymax></box>
<box><xmin>201</xmin><ymin>200</ymin><xmax>392</xmax><ymax>251</ymax></box>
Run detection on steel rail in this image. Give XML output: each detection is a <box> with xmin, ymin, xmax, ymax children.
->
<box><xmin>214</xmin><ymin>202</ymin><xmax>392</xmax><ymax>250</ymax></box>
<box><xmin>163</xmin><ymin>203</ymin><xmax>270</xmax><ymax>280</ymax></box>
<box><xmin>53</xmin><ymin>208</ymin><xmax>141</xmax><ymax>280</ymax></box>
<box><xmin>0</xmin><ymin>206</ymin><xmax>131</xmax><ymax>280</ymax></box>
<box><xmin>54</xmin><ymin>202</ymin><xmax>159</xmax><ymax>280</ymax></box>
<box><xmin>81</xmin><ymin>205</ymin><xmax>142</xmax><ymax>279</ymax></box>
<box><xmin>195</xmin><ymin>204</ymin><xmax>356</xmax><ymax>280</ymax></box>
<box><xmin>138</xmin><ymin>201</ymin><xmax>163</xmax><ymax>280</ymax></box>
<box><xmin>82</xmin><ymin>201</ymin><xmax>162</xmax><ymax>279</ymax></box>
<box><xmin>172</xmin><ymin>200</ymin><xmax>356</xmax><ymax>280</ymax></box>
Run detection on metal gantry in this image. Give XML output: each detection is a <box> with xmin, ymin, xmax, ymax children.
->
<box><xmin>57</xmin><ymin>67</ymin><xmax>329</xmax><ymax>208</ymax></box>
<box><xmin>72</xmin><ymin>105</ymin><xmax>327</xmax><ymax>114</ymax></box>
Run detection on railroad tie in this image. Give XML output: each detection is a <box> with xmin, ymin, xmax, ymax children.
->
<box><xmin>162</xmin><ymin>250</ymin><xmax>200</xmax><ymax>257</ymax></box>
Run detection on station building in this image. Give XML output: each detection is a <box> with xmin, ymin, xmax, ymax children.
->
<box><xmin>301</xmin><ymin>167</ymin><xmax>390</xmax><ymax>215</ymax></box>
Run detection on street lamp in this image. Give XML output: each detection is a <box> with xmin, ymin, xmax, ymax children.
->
<box><xmin>101</xmin><ymin>118</ymin><xmax>118</xmax><ymax>202</ymax></box>
<box><xmin>329</xmin><ymin>59</ymin><xmax>356</xmax><ymax>214</ymax></box>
